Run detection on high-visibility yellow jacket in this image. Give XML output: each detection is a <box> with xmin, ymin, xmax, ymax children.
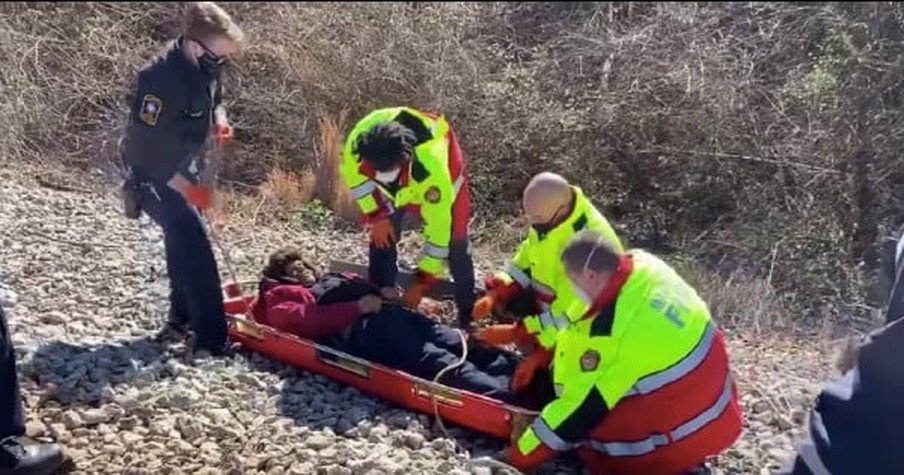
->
<box><xmin>340</xmin><ymin>107</ymin><xmax>466</xmax><ymax>279</ymax></box>
<box><xmin>515</xmin><ymin>250</ymin><xmax>741</xmax><ymax>474</ymax></box>
<box><xmin>494</xmin><ymin>187</ymin><xmax>623</xmax><ymax>349</ymax></box>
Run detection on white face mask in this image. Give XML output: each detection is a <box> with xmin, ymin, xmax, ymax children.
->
<box><xmin>374</xmin><ymin>168</ymin><xmax>401</xmax><ymax>184</ymax></box>
<box><xmin>574</xmin><ymin>286</ymin><xmax>593</xmax><ymax>305</ymax></box>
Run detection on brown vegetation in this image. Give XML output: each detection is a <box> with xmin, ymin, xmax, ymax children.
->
<box><xmin>2</xmin><ymin>2</ymin><xmax>903</xmax><ymax>327</ymax></box>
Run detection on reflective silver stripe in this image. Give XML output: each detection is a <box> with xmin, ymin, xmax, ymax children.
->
<box><xmin>531</xmin><ymin>418</ymin><xmax>574</xmax><ymax>451</ymax></box>
<box><xmin>350</xmin><ymin>180</ymin><xmax>377</xmax><ymax>200</ymax></box>
<box><xmin>554</xmin><ymin>384</ymin><xmax>564</xmax><ymax>397</ymax></box>
<box><xmin>585</xmin><ymin>374</ymin><xmax>734</xmax><ymax>457</ymax></box>
<box><xmin>626</xmin><ymin>323</ymin><xmax>717</xmax><ymax>397</ymax></box>
<box><xmin>453</xmin><ymin>174</ymin><xmax>465</xmax><ymax>197</ymax></box>
<box><xmin>539</xmin><ymin>311</ymin><xmax>569</xmax><ymax>331</ymax></box>
<box><xmin>424</xmin><ymin>243</ymin><xmax>449</xmax><ymax>260</ymax></box>
<box><xmin>799</xmin><ymin>441</ymin><xmax>831</xmax><ymax>475</ymax></box>
<box><xmin>504</xmin><ymin>262</ymin><xmax>531</xmax><ymax>287</ymax></box>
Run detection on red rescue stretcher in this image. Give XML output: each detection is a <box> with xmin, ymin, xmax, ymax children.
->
<box><xmin>220</xmin><ymin>260</ymin><xmax>539</xmax><ymax>442</ymax></box>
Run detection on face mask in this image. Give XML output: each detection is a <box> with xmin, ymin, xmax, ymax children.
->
<box><xmin>574</xmin><ymin>286</ymin><xmax>593</xmax><ymax>305</ymax></box>
<box><xmin>199</xmin><ymin>51</ymin><xmax>225</xmax><ymax>78</ymax></box>
<box><xmin>375</xmin><ymin>168</ymin><xmax>401</xmax><ymax>184</ymax></box>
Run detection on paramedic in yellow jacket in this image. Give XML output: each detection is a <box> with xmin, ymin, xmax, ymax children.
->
<box><xmin>473</xmin><ymin>172</ymin><xmax>623</xmax><ymax>390</ymax></box>
<box><xmin>340</xmin><ymin>107</ymin><xmax>476</xmax><ymax>328</ymax></box>
<box><xmin>505</xmin><ymin>230</ymin><xmax>743</xmax><ymax>475</ymax></box>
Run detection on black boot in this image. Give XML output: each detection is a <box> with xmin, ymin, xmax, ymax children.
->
<box><xmin>0</xmin><ymin>437</ymin><xmax>65</xmax><ymax>475</ymax></box>
<box><xmin>153</xmin><ymin>308</ymin><xmax>191</xmax><ymax>343</ymax></box>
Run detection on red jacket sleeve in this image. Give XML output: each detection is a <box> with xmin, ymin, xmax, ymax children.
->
<box><xmin>265</xmin><ymin>286</ymin><xmax>362</xmax><ymax>340</ymax></box>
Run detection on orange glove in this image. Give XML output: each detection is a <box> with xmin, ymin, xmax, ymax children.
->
<box><xmin>512</xmin><ymin>349</ymin><xmax>552</xmax><ymax>392</ymax></box>
<box><xmin>185</xmin><ymin>184</ymin><xmax>214</xmax><ymax>211</ymax></box>
<box><xmin>473</xmin><ymin>324</ymin><xmax>518</xmax><ymax>347</ymax></box>
<box><xmin>471</xmin><ymin>290</ymin><xmax>498</xmax><ymax>319</ymax></box>
<box><xmin>213</xmin><ymin>123</ymin><xmax>234</xmax><ymax>147</ymax></box>
<box><xmin>402</xmin><ymin>280</ymin><xmax>429</xmax><ymax>309</ymax></box>
<box><xmin>369</xmin><ymin>217</ymin><xmax>396</xmax><ymax>249</ymax></box>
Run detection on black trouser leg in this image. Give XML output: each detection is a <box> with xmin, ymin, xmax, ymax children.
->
<box><xmin>0</xmin><ymin>304</ymin><xmax>25</xmax><ymax>439</ymax></box>
<box><xmin>178</xmin><ymin>211</ymin><xmax>227</xmax><ymax>351</ymax></box>
<box><xmin>368</xmin><ymin>212</ymin><xmax>405</xmax><ymax>288</ymax></box>
<box><xmin>139</xmin><ymin>183</ymin><xmax>226</xmax><ymax>351</ymax></box>
<box><xmin>140</xmin><ymin>184</ymin><xmax>189</xmax><ymax>326</ymax></box>
<box><xmin>449</xmin><ymin>238</ymin><xmax>476</xmax><ymax>329</ymax></box>
<box><xmin>164</xmin><ymin>231</ymin><xmax>190</xmax><ymax>326</ymax></box>
<box><xmin>352</xmin><ymin>308</ymin><xmax>520</xmax><ymax>404</ymax></box>
<box><xmin>420</xmin><ymin>341</ymin><xmax>519</xmax><ymax>404</ymax></box>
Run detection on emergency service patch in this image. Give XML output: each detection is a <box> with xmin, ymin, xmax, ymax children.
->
<box><xmin>424</xmin><ymin>186</ymin><xmax>441</xmax><ymax>204</ymax></box>
<box><xmin>580</xmin><ymin>349</ymin><xmax>600</xmax><ymax>372</ymax></box>
<box><xmin>139</xmin><ymin>94</ymin><xmax>162</xmax><ymax>126</ymax></box>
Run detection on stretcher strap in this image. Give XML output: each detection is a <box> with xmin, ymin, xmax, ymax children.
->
<box><xmin>430</xmin><ymin>329</ymin><xmax>527</xmax><ymax>475</ymax></box>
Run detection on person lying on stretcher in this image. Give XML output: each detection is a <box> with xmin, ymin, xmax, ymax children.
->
<box><xmin>249</xmin><ymin>248</ymin><xmax>553</xmax><ymax>409</ymax></box>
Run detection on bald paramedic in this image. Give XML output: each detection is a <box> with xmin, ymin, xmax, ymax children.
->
<box><xmin>340</xmin><ymin>107</ymin><xmax>475</xmax><ymax>328</ymax></box>
<box><xmin>472</xmin><ymin>172</ymin><xmax>623</xmax><ymax>390</ymax></box>
<box><xmin>505</xmin><ymin>230</ymin><xmax>743</xmax><ymax>475</ymax></box>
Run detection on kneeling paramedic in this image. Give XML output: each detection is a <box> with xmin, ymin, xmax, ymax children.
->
<box><xmin>249</xmin><ymin>248</ymin><xmax>551</xmax><ymax>409</ymax></box>
<box><xmin>504</xmin><ymin>230</ymin><xmax>743</xmax><ymax>475</ymax></box>
<box><xmin>340</xmin><ymin>107</ymin><xmax>476</xmax><ymax>329</ymax></box>
<box><xmin>120</xmin><ymin>2</ymin><xmax>243</xmax><ymax>353</ymax></box>
<box><xmin>472</xmin><ymin>172</ymin><xmax>624</xmax><ymax>392</ymax></box>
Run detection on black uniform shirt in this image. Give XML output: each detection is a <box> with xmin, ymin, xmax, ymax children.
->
<box><xmin>123</xmin><ymin>36</ymin><xmax>222</xmax><ymax>184</ymax></box>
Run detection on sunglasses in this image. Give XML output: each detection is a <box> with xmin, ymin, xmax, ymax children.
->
<box><xmin>194</xmin><ymin>39</ymin><xmax>228</xmax><ymax>65</ymax></box>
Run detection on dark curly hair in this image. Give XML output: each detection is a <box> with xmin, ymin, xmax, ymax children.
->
<box><xmin>261</xmin><ymin>247</ymin><xmax>322</xmax><ymax>283</ymax></box>
<box><xmin>354</xmin><ymin>121</ymin><xmax>417</xmax><ymax>172</ymax></box>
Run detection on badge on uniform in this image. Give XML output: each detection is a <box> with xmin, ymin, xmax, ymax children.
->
<box><xmin>139</xmin><ymin>94</ymin><xmax>163</xmax><ymax>126</ymax></box>
<box><xmin>424</xmin><ymin>186</ymin><xmax>441</xmax><ymax>204</ymax></box>
<box><xmin>580</xmin><ymin>349</ymin><xmax>601</xmax><ymax>372</ymax></box>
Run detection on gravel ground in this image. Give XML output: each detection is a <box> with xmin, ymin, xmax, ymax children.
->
<box><xmin>0</xmin><ymin>164</ymin><xmax>836</xmax><ymax>474</ymax></box>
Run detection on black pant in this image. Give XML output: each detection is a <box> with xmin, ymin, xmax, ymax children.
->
<box><xmin>369</xmin><ymin>211</ymin><xmax>476</xmax><ymax>328</ymax></box>
<box><xmin>346</xmin><ymin>305</ymin><xmax>528</xmax><ymax>405</ymax></box>
<box><xmin>137</xmin><ymin>180</ymin><xmax>226</xmax><ymax>351</ymax></box>
<box><xmin>0</xmin><ymin>304</ymin><xmax>25</xmax><ymax>439</ymax></box>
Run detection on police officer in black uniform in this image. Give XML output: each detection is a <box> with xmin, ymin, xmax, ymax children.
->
<box><xmin>1</xmin><ymin>304</ymin><xmax>65</xmax><ymax>474</ymax></box>
<box><xmin>121</xmin><ymin>2</ymin><xmax>244</xmax><ymax>354</ymax></box>
<box><xmin>780</xmin><ymin>230</ymin><xmax>904</xmax><ymax>474</ymax></box>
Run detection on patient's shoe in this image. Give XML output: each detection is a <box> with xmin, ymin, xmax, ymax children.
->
<box><xmin>684</xmin><ymin>462</ymin><xmax>713</xmax><ymax>474</ymax></box>
<box><xmin>0</xmin><ymin>436</ymin><xmax>66</xmax><ymax>475</ymax></box>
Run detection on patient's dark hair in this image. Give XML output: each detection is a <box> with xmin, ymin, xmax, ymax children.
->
<box><xmin>355</xmin><ymin>121</ymin><xmax>416</xmax><ymax>172</ymax></box>
<box><xmin>261</xmin><ymin>248</ymin><xmax>321</xmax><ymax>282</ymax></box>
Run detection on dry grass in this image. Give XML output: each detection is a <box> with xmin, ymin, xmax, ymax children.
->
<box><xmin>257</xmin><ymin>168</ymin><xmax>313</xmax><ymax>212</ymax></box>
<box><xmin>3</xmin><ymin>2</ymin><xmax>904</xmax><ymax>329</ymax></box>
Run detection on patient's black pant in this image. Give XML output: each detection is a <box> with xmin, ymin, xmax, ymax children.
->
<box><xmin>345</xmin><ymin>305</ymin><xmax>531</xmax><ymax>405</ymax></box>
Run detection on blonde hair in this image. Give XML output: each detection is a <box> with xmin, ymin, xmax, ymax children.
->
<box><xmin>183</xmin><ymin>2</ymin><xmax>244</xmax><ymax>46</ymax></box>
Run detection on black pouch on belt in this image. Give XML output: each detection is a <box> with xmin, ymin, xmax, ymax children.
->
<box><xmin>121</xmin><ymin>166</ymin><xmax>141</xmax><ymax>220</ymax></box>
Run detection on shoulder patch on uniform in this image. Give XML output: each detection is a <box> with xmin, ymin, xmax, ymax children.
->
<box><xmin>139</xmin><ymin>94</ymin><xmax>163</xmax><ymax>126</ymax></box>
<box><xmin>580</xmin><ymin>349</ymin><xmax>601</xmax><ymax>372</ymax></box>
<box><xmin>424</xmin><ymin>186</ymin><xmax>441</xmax><ymax>204</ymax></box>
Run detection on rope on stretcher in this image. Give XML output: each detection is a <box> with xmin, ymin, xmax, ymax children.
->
<box><xmin>433</xmin><ymin>329</ymin><xmax>525</xmax><ymax>474</ymax></box>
